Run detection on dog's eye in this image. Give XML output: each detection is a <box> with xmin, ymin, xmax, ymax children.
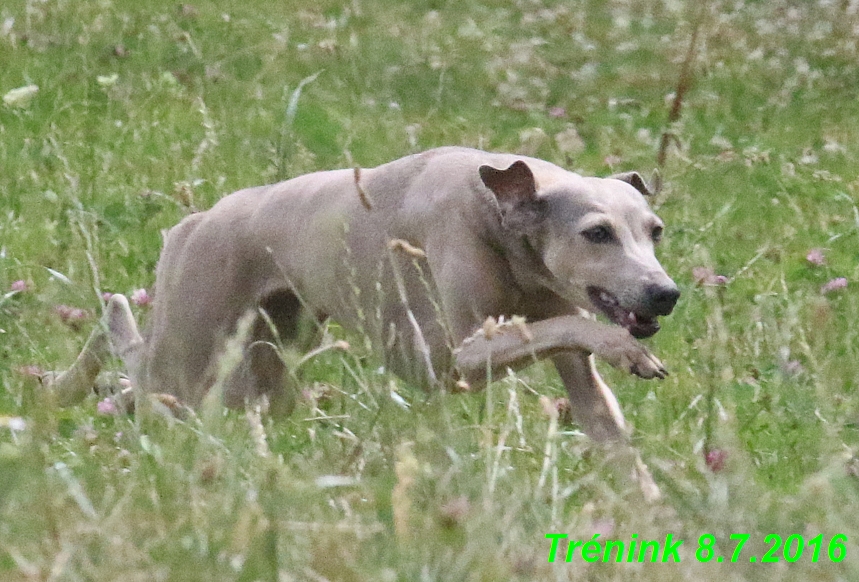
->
<box><xmin>582</xmin><ymin>225</ymin><xmax>614</xmax><ymax>244</ymax></box>
<box><xmin>651</xmin><ymin>225</ymin><xmax>664</xmax><ymax>243</ymax></box>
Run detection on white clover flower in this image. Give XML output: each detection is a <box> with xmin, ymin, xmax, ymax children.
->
<box><xmin>160</xmin><ymin>71</ymin><xmax>178</xmax><ymax>85</ymax></box>
<box><xmin>554</xmin><ymin>125</ymin><xmax>586</xmax><ymax>155</ymax></box>
<box><xmin>96</xmin><ymin>73</ymin><xmax>119</xmax><ymax>87</ymax></box>
<box><xmin>0</xmin><ymin>416</ymin><xmax>26</xmax><ymax>431</ymax></box>
<box><xmin>3</xmin><ymin>84</ymin><xmax>39</xmax><ymax>107</ymax></box>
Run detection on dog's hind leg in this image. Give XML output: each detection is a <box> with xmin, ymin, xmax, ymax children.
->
<box><xmin>40</xmin><ymin>321</ymin><xmax>110</xmax><ymax>406</ymax></box>
<box><xmin>42</xmin><ymin>294</ymin><xmax>143</xmax><ymax>407</ymax></box>
<box><xmin>222</xmin><ymin>289</ymin><xmax>305</xmax><ymax>416</ymax></box>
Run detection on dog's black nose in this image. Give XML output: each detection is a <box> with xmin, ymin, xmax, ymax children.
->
<box><xmin>645</xmin><ymin>284</ymin><xmax>680</xmax><ymax>316</ymax></box>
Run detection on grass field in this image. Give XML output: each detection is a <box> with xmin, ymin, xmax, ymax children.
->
<box><xmin>3</xmin><ymin>0</ymin><xmax>859</xmax><ymax>579</ymax></box>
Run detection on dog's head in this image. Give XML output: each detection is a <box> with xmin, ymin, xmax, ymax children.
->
<box><xmin>480</xmin><ymin>160</ymin><xmax>679</xmax><ymax>338</ymax></box>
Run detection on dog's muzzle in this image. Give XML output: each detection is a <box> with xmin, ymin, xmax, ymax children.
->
<box><xmin>587</xmin><ymin>283</ymin><xmax>680</xmax><ymax>339</ymax></box>
<box><xmin>643</xmin><ymin>283</ymin><xmax>681</xmax><ymax>317</ymax></box>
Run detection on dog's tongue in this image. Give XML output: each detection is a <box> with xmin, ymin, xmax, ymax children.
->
<box><xmin>627</xmin><ymin>312</ymin><xmax>660</xmax><ymax>338</ymax></box>
<box><xmin>611</xmin><ymin>306</ymin><xmax>660</xmax><ymax>338</ymax></box>
<box><xmin>587</xmin><ymin>286</ymin><xmax>661</xmax><ymax>338</ymax></box>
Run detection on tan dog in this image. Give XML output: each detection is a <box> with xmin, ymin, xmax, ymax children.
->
<box><xmin>50</xmin><ymin>147</ymin><xmax>678</xmax><ymax>494</ymax></box>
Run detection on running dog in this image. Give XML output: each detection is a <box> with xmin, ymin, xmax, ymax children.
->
<box><xmin>49</xmin><ymin>147</ymin><xmax>679</xmax><ymax>496</ymax></box>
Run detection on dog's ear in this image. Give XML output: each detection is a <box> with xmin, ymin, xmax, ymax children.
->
<box><xmin>609</xmin><ymin>171</ymin><xmax>654</xmax><ymax>196</ymax></box>
<box><xmin>479</xmin><ymin>161</ymin><xmax>538</xmax><ymax>211</ymax></box>
<box><xmin>480</xmin><ymin>161</ymin><xmax>546</xmax><ymax>232</ymax></box>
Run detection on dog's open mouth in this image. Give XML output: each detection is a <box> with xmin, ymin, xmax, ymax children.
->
<box><xmin>587</xmin><ymin>286</ymin><xmax>660</xmax><ymax>339</ymax></box>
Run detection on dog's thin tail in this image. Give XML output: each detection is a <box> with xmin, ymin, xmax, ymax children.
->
<box><xmin>43</xmin><ymin>294</ymin><xmax>144</xmax><ymax>406</ymax></box>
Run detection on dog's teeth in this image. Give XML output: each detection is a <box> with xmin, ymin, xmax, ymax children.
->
<box><xmin>599</xmin><ymin>292</ymin><xmax>613</xmax><ymax>304</ymax></box>
<box><xmin>628</xmin><ymin>312</ymin><xmax>637</xmax><ymax>323</ymax></box>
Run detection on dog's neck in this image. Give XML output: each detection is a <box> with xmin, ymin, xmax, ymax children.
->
<box><xmin>500</xmin><ymin>232</ymin><xmax>572</xmax><ymax>302</ymax></box>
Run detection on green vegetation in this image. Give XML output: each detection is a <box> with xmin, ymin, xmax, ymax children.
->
<box><xmin>2</xmin><ymin>0</ymin><xmax>859</xmax><ymax>579</ymax></box>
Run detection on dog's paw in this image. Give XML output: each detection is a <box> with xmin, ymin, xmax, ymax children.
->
<box><xmin>595</xmin><ymin>331</ymin><xmax>667</xmax><ymax>379</ymax></box>
<box><xmin>628</xmin><ymin>351</ymin><xmax>667</xmax><ymax>380</ymax></box>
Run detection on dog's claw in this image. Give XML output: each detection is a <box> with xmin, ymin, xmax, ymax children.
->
<box><xmin>626</xmin><ymin>350</ymin><xmax>667</xmax><ymax>380</ymax></box>
<box><xmin>650</xmin><ymin>354</ymin><xmax>668</xmax><ymax>379</ymax></box>
<box><xmin>591</xmin><ymin>326</ymin><xmax>669</xmax><ymax>380</ymax></box>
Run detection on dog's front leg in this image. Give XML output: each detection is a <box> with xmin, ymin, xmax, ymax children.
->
<box><xmin>551</xmin><ymin>350</ymin><xmax>626</xmax><ymax>442</ymax></box>
<box><xmin>453</xmin><ymin>314</ymin><xmax>666</xmax><ymax>385</ymax></box>
<box><xmin>553</xmin><ymin>350</ymin><xmax>661</xmax><ymax>501</ymax></box>
<box><xmin>453</xmin><ymin>316</ymin><xmax>663</xmax><ymax>501</ymax></box>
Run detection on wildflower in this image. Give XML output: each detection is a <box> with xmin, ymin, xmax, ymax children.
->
<box><xmin>10</xmin><ymin>280</ymin><xmax>29</xmax><ymax>292</ymax></box>
<box><xmin>438</xmin><ymin>496</ymin><xmax>470</xmax><ymax>528</ymax></box>
<box><xmin>519</xmin><ymin>127</ymin><xmax>548</xmax><ymax>156</ymax></box>
<box><xmin>636</xmin><ymin>127</ymin><xmax>654</xmax><ymax>145</ymax></box>
<box><xmin>806</xmin><ymin>248</ymin><xmax>826</xmax><ymax>266</ymax></box>
<box><xmin>823</xmin><ymin>139</ymin><xmax>845</xmax><ymax>154</ymax></box>
<box><xmin>821</xmin><ymin>277</ymin><xmax>847</xmax><ymax>295</ymax></box>
<box><xmin>692</xmin><ymin>266</ymin><xmax>729</xmax><ymax>286</ymax></box>
<box><xmin>591</xmin><ymin>518</ymin><xmax>615</xmax><ymax>537</ymax></box>
<box><xmin>782</xmin><ymin>360</ymin><xmax>804</xmax><ymax>375</ymax></box>
<box><xmin>172</xmin><ymin>182</ymin><xmax>194</xmax><ymax>208</ymax></box>
<box><xmin>96</xmin><ymin>73</ymin><xmax>119</xmax><ymax>87</ymax></box>
<box><xmin>54</xmin><ymin>305</ymin><xmax>90</xmax><ymax>329</ymax></box>
<box><xmin>554</xmin><ymin>125</ymin><xmax>585</xmax><ymax>155</ymax></box>
<box><xmin>102</xmin><ymin>292</ymin><xmax>114</xmax><ymax>301</ymax></box>
<box><xmin>178</xmin><ymin>4</ymin><xmax>198</xmax><ymax>18</ymax></box>
<box><xmin>97</xmin><ymin>398</ymin><xmax>118</xmax><ymax>416</ymax></box>
<box><xmin>0</xmin><ymin>416</ymin><xmax>26</xmax><ymax>431</ymax></box>
<box><xmin>710</xmin><ymin>135</ymin><xmax>733</xmax><ymax>150</ymax></box>
<box><xmin>548</xmin><ymin>106</ymin><xmax>566</xmax><ymax>118</ymax></box>
<box><xmin>692</xmin><ymin>266</ymin><xmax>714</xmax><ymax>283</ymax></box>
<box><xmin>130</xmin><ymin>288</ymin><xmax>152</xmax><ymax>307</ymax></box>
<box><xmin>3</xmin><ymin>84</ymin><xmax>39</xmax><ymax>108</ymax></box>
<box><xmin>160</xmin><ymin>71</ymin><xmax>178</xmax><ymax>86</ymax></box>
<box><xmin>799</xmin><ymin>148</ymin><xmax>819</xmax><ymax>166</ymax></box>
<box><xmin>704</xmin><ymin>448</ymin><xmax>728</xmax><ymax>472</ymax></box>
